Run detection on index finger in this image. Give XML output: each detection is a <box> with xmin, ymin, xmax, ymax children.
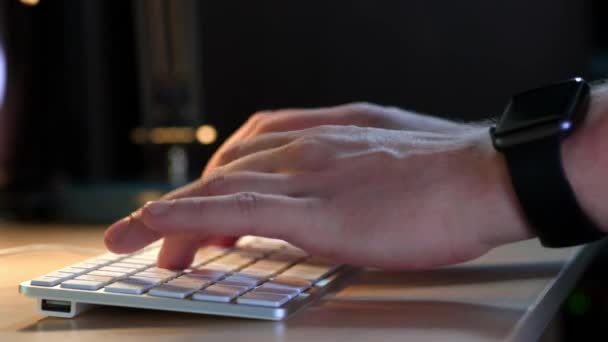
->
<box><xmin>140</xmin><ymin>193</ymin><xmax>325</xmax><ymax>246</ymax></box>
<box><xmin>103</xmin><ymin>180</ymin><xmax>210</xmax><ymax>254</ymax></box>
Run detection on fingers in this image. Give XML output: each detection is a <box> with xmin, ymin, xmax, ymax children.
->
<box><xmin>202</xmin><ymin>172</ymin><xmax>309</xmax><ymax>197</ymax></box>
<box><xmin>104</xmin><ymin>211</ymin><xmax>163</xmax><ymax>254</ymax></box>
<box><xmin>215</xmin><ymin>132</ymin><xmax>294</xmax><ymax>167</ymax></box>
<box><xmin>203</xmin><ymin>104</ymin><xmax>370</xmax><ymax>177</ymax></box>
<box><xmin>157</xmin><ymin>235</ymin><xmax>202</xmax><ymax>270</ymax></box>
<box><xmin>245</xmin><ymin>104</ymin><xmax>377</xmax><ymax>137</ymax></box>
<box><xmin>141</xmin><ymin>193</ymin><xmax>324</xmax><ymax>244</ymax></box>
<box><xmin>105</xmin><ymin>172</ymin><xmax>311</xmax><ymax>254</ymax></box>
<box><xmin>202</xmin><ymin>112</ymin><xmax>271</xmax><ymax>179</ymax></box>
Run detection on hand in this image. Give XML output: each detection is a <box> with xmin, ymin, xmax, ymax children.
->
<box><xmin>105</xmin><ymin>104</ymin><xmax>532</xmax><ymax>270</ymax></box>
<box><xmin>104</xmin><ymin>103</ymin><xmax>473</xmax><ymax>269</ymax></box>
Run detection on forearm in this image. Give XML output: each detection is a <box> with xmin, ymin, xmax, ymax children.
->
<box><xmin>563</xmin><ymin>82</ymin><xmax>608</xmax><ymax>232</ymax></box>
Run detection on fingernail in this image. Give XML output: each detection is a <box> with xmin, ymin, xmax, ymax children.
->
<box><xmin>145</xmin><ymin>200</ymin><xmax>172</xmax><ymax>217</ymax></box>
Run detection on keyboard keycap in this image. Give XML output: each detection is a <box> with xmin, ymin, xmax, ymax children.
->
<box><xmin>120</xmin><ymin>257</ymin><xmax>156</xmax><ymax>266</ymax></box>
<box><xmin>99</xmin><ymin>266</ymin><xmax>138</xmax><ymax>274</ymax></box>
<box><xmin>96</xmin><ymin>253</ymin><xmax>125</xmax><ymax>262</ymax></box>
<box><xmin>133</xmin><ymin>271</ymin><xmax>174</xmax><ymax>281</ymax></box>
<box><xmin>185</xmin><ymin>268</ymin><xmax>226</xmax><ymax>281</ymax></box>
<box><xmin>72</xmin><ymin>262</ymin><xmax>102</xmax><ymax>270</ymax></box>
<box><xmin>31</xmin><ymin>276</ymin><xmax>63</xmax><ymax>287</ymax></box>
<box><xmin>61</xmin><ymin>279</ymin><xmax>105</xmax><ymax>291</ymax></box>
<box><xmin>56</xmin><ymin>267</ymin><xmax>89</xmax><ymax>276</ymax></box>
<box><xmin>146</xmin><ymin>267</ymin><xmax>181</xmax><ymax>277</ymax></box>
<box><xmin>44</xmin><ymin>272</ymin><xmax>77</xmax><ymax>281</ymax></box>
<box><xmin>192</xmin><ymin>284</ymin><xmax>249</xmax><ymax>303</ymax></box>
<box><xmin>281</xmin><ymin>264</ymin><xmax>334</xmax><ymax>281</ymax></box>
<box><xmin>104</xmin><ymin>277</ymin><xmax>158</xmax><ymax>295</ymax></box>
<box><xmin>128</xmin><ymin>276</ymin><xmax>163</xmax><ymax>286</ymax></box>
<box><xmin>254</xmin><ymin>283</ymin><xmax>301</xmax><ymax>298</ymax></box>
<box><xmin>192</xmin><ymin>246</ymin><xmax>229</xmax><ymax>266</ymax></box>
<box><xmin>236</xmin><ymin>292</ymin><xmax>291</xmax><ymax>307</ymax></box>
<box><xmin>89</xmin><ymin>270</ymin><xmax>128</xmax><ymax>279</ymax></box>
<box><xmin>112</xmin><ymin>262</ymin><xmax>148</xmax><ymax>272</ymax></box>
<box><xmin>148</xmin><ymin>282</ymin><xmax>205</xmax><ymax>299</ymax></box>
<box><xmin>75</xmin><ymin>275</ymin><xmax>114</xmax><ymax>284</ymax></box>
<box><xmin>270</xmin><ymin>275</ymin><xmax>312</xmax><ymax>291</ymax></box>
<box><xmin>219</xmin><ymin>274</ymin><xmax>263</xmax><ymax>287</ymax></box>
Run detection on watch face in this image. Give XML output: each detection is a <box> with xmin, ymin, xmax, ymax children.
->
<box><xmin>494</xmin><ymin>78</ymin><xmax>589</xmax><ymax>136</ymax></box>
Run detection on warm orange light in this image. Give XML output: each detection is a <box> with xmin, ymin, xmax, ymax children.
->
<box><xmin>196</xmin><ymin>125</ymin><xmax>218</xmax><ymax>145</ymax></box>
<box><xmin>20</xmin><ymin>0</ymin><xmax>40</xmax><ymax>6</ymax></box>
<box><xmin>149</xmin><ymin>127</ymin><xmax>194</xmax><ymax>144</ymax></box>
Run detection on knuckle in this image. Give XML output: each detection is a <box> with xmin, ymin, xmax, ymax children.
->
<box><xmin>286</xmin><ymin>137</ymin><xmax>332</xmax><ymax>169</ymax></box>
<box><xmin>248</xmin><ymin>111</ymin><xmax>271</xmax><ymax>125</ymax></box>
<box><xmin>345</xmin><ymin>101</ymin><xmax>378</xmax><ymax>112</ymax></box>
<box><xmin>218</xmin><ymin>143</ymin><xmax>243</xmax><ymax>164</ymax></box>
<box><xmin>201</xmin><ymin>173</ymin><xmax>228</xmax><ymax>196</ymax></box>
<box><xmin>234</xmin><ymin>192</ymin><xmax>260</xmax><ymax>218</ymax></box>
<box><xmin>290</xmin><ymin>136</ymin><xmax>323</xmax><ymax>156</ymax></box>
<box><xmin>247</xmin><ymin>111</ymin><xmax>273</xmax><ymax>133</ymax></box>
<box><xmin>343</xmin><ymin>102</ymin><xmax>385</xmax><ymax>126</ymax></box>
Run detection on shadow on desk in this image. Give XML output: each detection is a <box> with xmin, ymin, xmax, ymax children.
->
<box><xmin>15</xmin><ymin>262</ymin><xmax>563</xmax><ymax>340</ymax></box>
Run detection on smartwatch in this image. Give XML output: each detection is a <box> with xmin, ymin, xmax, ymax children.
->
<box><xmin>490</xmin><ymin>77</ymin><xmax>606</xmax><ymax>247</ymax></box>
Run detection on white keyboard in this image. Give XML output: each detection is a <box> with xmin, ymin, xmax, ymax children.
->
<box><xmin>19</xmin><ymin>236</ymin><xmax>352</xmax><ymax>320</ymax></box>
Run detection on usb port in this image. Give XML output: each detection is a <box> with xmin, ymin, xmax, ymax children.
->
<box><xmin>41</xmin><ymin>299</ymin><xmax>71</xmax><ymax>313</ymax></box>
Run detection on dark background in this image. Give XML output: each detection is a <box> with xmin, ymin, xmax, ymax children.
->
<box><xmin>1</xmin><ymin>1</ymin><xmax>608</xmax><ymax>339</ymax></box>
<box><xmin>2</xmin><ymin>0</ymin><xmax>606</xmax><ymax>188</ymax></box>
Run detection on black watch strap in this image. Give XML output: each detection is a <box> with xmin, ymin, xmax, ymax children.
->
<box><xmin>503</xmin><ymin>134</ymin><xmax>605</xmax><ymax>247</ymax></box>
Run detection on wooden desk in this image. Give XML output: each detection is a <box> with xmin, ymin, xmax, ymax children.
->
<box><xmin>0</xmin><ymin>223</ymin><xmax>600</xmax><ymax>341</ymax></box>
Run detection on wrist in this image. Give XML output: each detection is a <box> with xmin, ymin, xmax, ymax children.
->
<box><xmin>469</xmin><ymin>129</ymin><xmax>535</xmax><ymax>248</ymax></box>
<box><xmin>562</xmin><ymin>83</ymin><xmax>608</xmax><ymax>232</ymax></box>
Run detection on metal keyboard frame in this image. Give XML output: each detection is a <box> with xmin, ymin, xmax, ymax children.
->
<box><xmin>19</xmin><ymin>267</ymin><xmax>356</xmax><ymax>320</ymax></box>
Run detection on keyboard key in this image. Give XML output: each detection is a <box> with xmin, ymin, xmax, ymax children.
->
<box><xmin>112</xmin><ymin>262</ymin><xmax>149</xmax><ymax>271</ymax></box>
<box><xmin>75</xmin><ymin>274</ymin><xmax>114</xmax><ymax>284</ymax></box>
<box><xmin>219</xmin><ymin>274</ymin><xmax>264</xmax><ymax>287</ymax></box>
<box><xmin>148</xmin><ymin>279</ymin><xmax>207</xmax><ymax>299</ymax></box>
<box><xmin>192</xmin><ymin>284</ymin><xmax>249</xmax><ymax>303</ymax></box>
<box><xmin>96</xmin><ymin>252</ymin><xmax>125</xmax><ymax>262</ymax></box>
<box><xmin>56</xmin><ymin>267</ymin><xmax>88</xmax><ymax>276</ymax></box>
<box><xmin>192</xmin><ymin>246</ymin><xmax>229</xmax><ymax>266</ymax></box>
<box><xmin>236</xmin><ymin>292</ymin><xmax>291</xmax><ymax>307</ymax></box>
<box><xmin>271</xmin><ymin>275</ymin><xmax>312</xmax><ymax>291</ymax></box>
<box><xmin>203</xmin><ymin>262</ymin><xmax>242</xmax><ymax>273</ymax></box>
<box><xmin>44</xmin><ymin>272</ymin><xmax>77</xmax><ymax>281</ymax></box>
<box><xmin>128</xmin><ymin>276</ymin><xmax>163</xmax><ymax>286</ymax></box>
<box><xmin>89</xmin><ymin>270</ymin><xmax>128</xmax><ymax>279</ymax></box>
<box><xmin>134</xmin><ymin>271</ymin><xmax>174</xmax><ymax>281</ymax></box>
<box><xmin>72</xmin><ymin>262</ymin><xmax>103</xmax><ymax>270</ymax></box>
<box><xmin>99</xmin><ymin>266</ymin><xmax>139</xmax><ymax>274</ymax></box>
<box><xmin>61</xmin><ymin>279</ymin><xmax>105</xmax><ymax>291</ymax></box>
<box><xmin>185</xmin><ymin>268</ymin><xmax>226</xmax><ymax>281</ymax></box>
<box><xmin>146</xmin><ymin>267</ymin><xmax>181</xmax><ymax>277</ymax></box>
<box><xmin>238</xmin><ymin>267</ymin><xmax>274</xmax><ymax>278</ymax></box>
<box><xmin>31</xmin><ymin>276</ymin><xmax>63</xmax><ymax>287</ymax></box>
<box><xmin>131</xmin><ymin>253</ymin><xmax>158</xmax><ymax>261</ymax></box>
<box><xmin>104</xmin><ymin>277</ymin><xmax>158</xmax><ymax>295</ymax></box>
<box><xmin>172</xmin><ymin>276</ymin><xmax>209</xmax><ymax>286</ymax></box>
<box><xmin>254</xmin><ymin>283</ymin><xmax>301</xmax><ymax>298</ymax></box>
<box><xmin>121</xmin><ymin>257</ymin><xmax>156</xmax><ymax>266</ymax></box>
<box><xmin>239</xmin><ymin>260</ymin><xmax>290</xmax><ymax>278</ymax></box>
<box><xmin>281</xmin><ymin>264</ymin><xmax>334</xmax><ymax>281</ymax></box>
<box><xmin>84</xmin><ymin>257</ymin><xmax>114</xmax><ymax>266</ymax></box>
